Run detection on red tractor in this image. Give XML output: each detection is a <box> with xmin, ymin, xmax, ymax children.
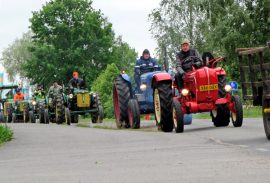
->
<box><xmin>152</xmin><ymin>55</ymin><xmax>243</xmax><ymax>133</ymax></box>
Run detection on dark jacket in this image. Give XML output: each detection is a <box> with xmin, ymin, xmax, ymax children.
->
<box><xmin>176</xmin><ymin>49</ymin><xmax>201</xmax><ymax>73</ymax></box>
<box><xmin>135</xmin><ymin>56</ymin><xmax>158</xmax><ymax>75</ymax></box>
<box><xmin>69</xmin><ymin>78</ymin><xmax>86</xmax><ymax>89</ymax></box>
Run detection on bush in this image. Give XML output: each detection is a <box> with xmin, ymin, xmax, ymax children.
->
<box><xmin>0</xmin><ymin>125</ymin><xmax>13</xmax><ymax>144</ymax></box>
<box><xmin>92</xmin><ymin>63</ymin><xmax>120</xmax><ymax>118</ymax></box>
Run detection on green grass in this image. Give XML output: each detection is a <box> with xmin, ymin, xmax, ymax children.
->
<box><xmin>0</xmin><ymin>124</ymin><xmax>13</xmax><ymax>145</ymax></box>
<box><xmin>193</xmin><ymin>106</ymin><xmax>262</xmax><ymax>119</ymax></box>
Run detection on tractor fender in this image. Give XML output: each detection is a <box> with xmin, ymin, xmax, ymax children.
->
<box><xmin>151</xmin><ymin>72</ymin><xmax>172</xmax><ymax>87</ymax></box>
<box><xmin>215</xmin><ymin>67</ymin><xmax>226</xmax><ymax>76</ymax></box>
<box><xmin>120</xmin><ymin>73</ymin><xmax>131</xmax><ymax>83</ymax></box>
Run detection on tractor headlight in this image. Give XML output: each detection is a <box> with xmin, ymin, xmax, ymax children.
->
<box><xmin>69</xmin><ymin>94</ymin><xmax>73</xmax><ymax>99</ymax></box>
<box><xmin>32</xmin><ymin>101</ymin><xmax>37</xmax><ymax>106</ymax></box>
<box><xmin>224</xmin><ymin>85</ymin><xmax>232</xmax><ymax>92</ymax></box>
<box><xmin>140</xmin><ymin>84</ymin><xmax>147</xmax><ymax>91</ymax></box>
<box><xmin>181</xmin><ymin>89</ymin><xmax>189</xmax><ymax>96</ymax></box>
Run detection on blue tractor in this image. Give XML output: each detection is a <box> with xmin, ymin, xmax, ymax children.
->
<box><xmin>113</xmin><ymin>59</ymin><xmax>192</xmax><ymax>130</ymax></box>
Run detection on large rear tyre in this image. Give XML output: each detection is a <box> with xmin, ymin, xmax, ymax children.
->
<box><xmin>128</xmin><ymin>99</ymin><xmax>140</xmax><ymax>129</ymax></box>
<box><xmin>262</xmin><ymin>97</ymin><xmax>270</xmax><ymax>140</ymax></box>
<box><xmin>29</xmin><ymin>111</ymin><xmax>36</xmax><ymax>123</ymax></box>
<box><xmin>113</xmin><ymin>75</ymin><xmax>131</xmax><ymax>128</ymax></box>
<box><xmin>153</xmin><ymin>81</ymin><xmax>173</xmax><ymax>132</ymax></box>
<box><xmin>211</xmin><ymin>104</ymin><xmax>230</xmax><ymax>127</ymax></box>
<box><xmin>172</xmin><ymin>99</ymin><xmax>184</xmax><ymax>133</ymax></box>
<box><xmin>65</xmin><ymin>108</ymin><xmax>71</xmax><ymax>125</ymax></box>
<box><xmin>231</xmin><ymin>95</ymin><xmax>243</xmax><ymax>127</ymax></box>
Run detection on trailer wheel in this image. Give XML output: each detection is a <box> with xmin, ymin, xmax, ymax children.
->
<box><xmin>113</xmin><ymin>75</ymin><xmax>131</xmax><ymax>128</ymax></box>
<box><xmin>172</xmin><ymin>99</ymin><xmax>184</xmax><ymax>133</ymax></box>
<box><xmin>263</xmin><ymin>97</ymin><xmax>270</xmax><ymax>140</ymax></box>
<box><xmin>128</xmin><ymin>99</ymin><xmax>140</xmax><ymax>129</ymax></box>
<box><xmin>231</xmin><ymin>95</ymin><xmax>243</xmax><ymax>127</ymax></box>
<box><xmin>153</xmin><ymin>81</ymin><xmax>173</xmax><ymax>132</ymax></box>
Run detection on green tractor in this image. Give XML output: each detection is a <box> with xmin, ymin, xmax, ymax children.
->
<box><xmin>66</xmin><ymin>88</ymin><xmax>103</xmax><ymax>124</ymax></box>
<box><xmin>28</xmin><ymin>90</ymin><xmax>49</xmax><ymax>124</ymax></box>
<box><xmin>47</xmin><ymin>90</ymin><xmax>70</xmax><ymax>125</ymax></box>
<box><xmin>0</xmin><ymin>85</ymin><xmax>35</xmax><ymax>123</ymax></box>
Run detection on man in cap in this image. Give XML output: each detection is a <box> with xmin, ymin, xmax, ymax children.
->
<box><xmin>134</xmin><ymin>49</ymin><xmax>158</xmax><ymax>90</ymax></box>
<box><xmin>175</xmin><ymin>39</ymin><xmax>202</xmax><ymax>89</ymax></box>
<box><xmin>69</xmin><ymin>72</ymin><xmax>86</xmax><ymax>89</ymax></box>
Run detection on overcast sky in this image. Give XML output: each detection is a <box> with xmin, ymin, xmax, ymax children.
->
<box><xmin>0</xmin><ymin>0</ymin><xmax>160</xmax><ymax>58</ymax></box>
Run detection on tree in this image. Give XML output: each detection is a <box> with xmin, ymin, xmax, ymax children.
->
<box><xmin>24</xmin><ymin>0</ymin><xmax>114</xmax><ymax>88</ymax></box>
<box><xmin>1</xmin><ymin>31</ymin><xmax>32</xmax><ymax>82</ymax></box>
<box><xmin>91</xmin><ymin>63</ymin><xmax>119</xmax><ymax>118</ymax></box>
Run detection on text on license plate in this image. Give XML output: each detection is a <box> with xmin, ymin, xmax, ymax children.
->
<box><xmin>199</xmin><ymin>84</ymin><xmax>218</xmax><ymax>91</ymax></box>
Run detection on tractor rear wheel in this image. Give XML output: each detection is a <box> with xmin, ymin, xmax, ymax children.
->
<box><xmin>153</xmin><ymin>81</ymin><xmax>173</xmax><ymax>132</ymax></box>
<box><xmin>91</xmin><ymin>94</ymin><xmax>104</xmax><ymax>123</ymax></box>
<box><xmin>211</xmin><ymin>104</ymin><xmax>230</xmax><ymax>127</ymax></box>
<box><xmin>231</xmin><ymin>95</ymin><xmax>243</xmax><ymax>127</ymax></box>
<box><xmin>172</xmin><ymin>99</ymin><xmax>184</xmax><ymax>133</ymax></box>
<box><xmin>128</xmin><ymin>99</ymin><xmax>140</xmax><ymax>129</ymax></box>
<box><xmin>29</xmin><ymin>111</ymin><xmax>36</xmax><ymax>123</ymax></box>
<box><xmin>113</xmin><ymin>75</ymin><xmax>131</xmax><ymax>128</ymax></box>
<box><xmin>262</xmin><ymin>96</ymin><xmax>270</xmax><ymax>140</ymax></box>
<box><xmin>218</xmin><ymin>75</ymin><xmax>227</xmax><ymax>97</ymax></box>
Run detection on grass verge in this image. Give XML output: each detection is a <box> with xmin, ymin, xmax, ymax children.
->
<box><xmin>0</xmin><ymin>124</ymin><xmax>13</xmax><ymax>145</ymax></box>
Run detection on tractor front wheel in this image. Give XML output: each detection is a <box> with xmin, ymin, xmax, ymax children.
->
<box><xmin>55</xmin><ymin>95</ymin><xmax>65</xmax><ymax>124</ymax></box>
<box><xmin>39</xmin><ymin>104</ymin><xmax>45</xmax><ymax>124</ymax></box>
<box><xmin>231</xmin><ymin>95</ymin><xmax>243</xmax><ymax>127</ymax></box>
<box><xmin>172</xmin><ymin>99</ymin><xmax>184</xmax><ymax>133</ymax></box>
<box><xmin>44</xmin><ymin>109</ymin><xmax>50</xmax><ymax>124</ymax></box>
<box><xmin>23</xmin><ymin>106</ymin><xmax>30</xmax><ymax>123</ymax></box>
<box><xmin>128</xmin><ymin>99</ymin><xmax>140</xmax><ymax>129</ymax></box>
<box><xmin>65</xmin><ymin>108</ymin><xmax>71</xmax><ymax>125</ymax></box>
<box><xmin>153</xmin><ymin>81</ymin><xmax>173</xmax><ymax>132</ymax></box>
<box><xmin>211</xmin><ymin>104</ymin><xmax>230</xmax><ymax>127</ymax></box>
<box><xmin>71</xmin><ymin>114</ymin><xmax>79</xmax><ymax>123</ymax></box>
<box><xmin>12</xmin><ymin>113</ymin><xmax>16</xmax><ymax>123</ymax></box>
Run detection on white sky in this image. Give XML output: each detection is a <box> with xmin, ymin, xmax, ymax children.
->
<box><xmin>0</xmin><ymin>0</ymin><xmax>160</xmax><ymax>58</ymax></box>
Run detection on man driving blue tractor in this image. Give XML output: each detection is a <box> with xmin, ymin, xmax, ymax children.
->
<box><xmin>134</xmin><ymin>49</ymin><xmax>159</xmax><ymax>91</ymax></box>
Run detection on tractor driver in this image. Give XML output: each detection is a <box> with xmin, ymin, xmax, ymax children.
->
<box><xmin>134</xmin><ymin>49</ymin><xmax>158</xmax><ymax>90</ymax></box>
<box><xmin>69</xmin><ymin>72</ymin><xmax>86</xmax><ymax>90</ymax></box>
<box><xmin>175</xmin><ymin>39</ymin><xmax>202</xmax><ymax>89</ymax></box>
<box><xmin>48</xmin><ymin>81</ymin><xmax>62</xmax><ymax>96</ymax></box>
<box><xmin>14</xmin><ymin>88</ymin><xmax>24</xmax><ymax>102</ymax></box>
<box><xmin>33</xmin><ymin>84</ymin><xmax>46</xmax><ymax>99</ymax></box>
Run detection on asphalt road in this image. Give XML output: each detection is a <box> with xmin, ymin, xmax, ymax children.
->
<box><xmin>1</xmin><ymin>118</ymin><xmax>270</xmax><ymax>183</ymax></box>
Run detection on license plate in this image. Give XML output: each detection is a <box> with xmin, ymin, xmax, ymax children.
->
<box><xmin>199</xmin><ymin>84</ymin><xmax>218</xmax><ymax>91</ymax></box>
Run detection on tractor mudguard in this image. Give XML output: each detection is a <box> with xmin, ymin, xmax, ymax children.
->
<box><xmin>119</xmin><ymin>74</ymin><xmax>133</xmax><ymax>98</ymax></box>
<box><xmin>215</xmin><ymin>67</ymin><xmax>226</xmax><ymax>76</ymax></box>
<box><xmin>152</xmin><ymin>72</ymin><xmax>172</xmax><ymax>87</ymax></box>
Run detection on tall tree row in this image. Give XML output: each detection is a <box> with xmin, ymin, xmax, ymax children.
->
<box><xmin>149</xmin><ymin>0</ymin><xmax>270</xmax><ymax>79</ymax></box>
